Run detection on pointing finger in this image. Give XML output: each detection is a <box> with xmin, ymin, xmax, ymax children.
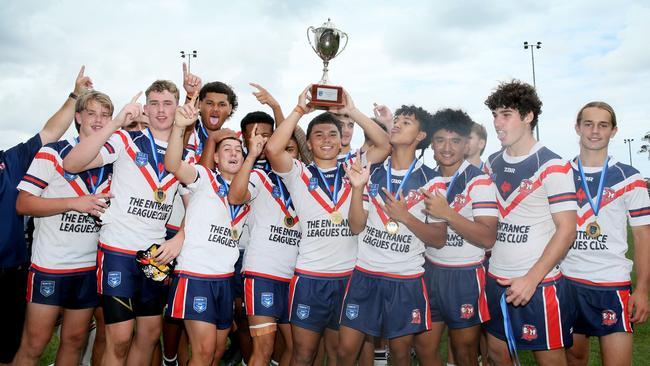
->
<box><xmin>182</xmin><ymin>62</ymin><xmax>188</xmax><ymax>78</ymax></box>
<box><xmin>130</xmin><ymin>91</ymin><xmax>143</xmax><ymax>103</ymax></box>
<box><xmin>249</xmin><ymin>82</ymin><xmax>265</xmax><ymax>92</ymax></box>
<box><xmin>77</xmin><ymin>65</ymin><xmax>85</xmax><ymax>79</ymax></box>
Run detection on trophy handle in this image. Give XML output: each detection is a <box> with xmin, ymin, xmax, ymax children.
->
<box><xmin>307</xmin><ymin>26</ymin><xmax>319</xmax><ymax>54</ymax></box>
<box><xmin>335</xmin><ymin>31</ymin><xmax>349</xmax><ymax>58</ymax></box>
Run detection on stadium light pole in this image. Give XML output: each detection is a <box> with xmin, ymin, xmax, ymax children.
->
<box><xmin>524</xmin><ymin>41</ymin><xmax>541</xmax><ymax>140</ymax></box>
<box><xmin>624</xmin><ymin>138</ymin><xmax>634</xmax><ymax>166</ymax></box>
<box><xmin>180</xmin><ymin>50</ymin><xmax>198</xmax><ymax>72</ymax></box>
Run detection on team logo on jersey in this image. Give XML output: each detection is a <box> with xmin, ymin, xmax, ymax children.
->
<box><xmin>107</xmin><ymin>271</ymin><xmax>121</xmax><ymax>288</ymax></box>
<box><xmin>453</xmin><ymin>194</ymin><xmax>467</xmax><ymax>208</ymax></box>
<box><xmin>411</xmin><ymin>309</ymin><xmax>421</xmax><ymax>324</ymax></box>
<box><xmin>308</xmin><ymin>177</ymin><xmax>318</xmax><ymax>191</ymax></box>
<box><xmin>63</xmin><ymin>171</ymin><xmax>78</xmax><ymax>181</ymax></box>
<box><xmin>460</xmin><ymin>304</ymin><xmax>474</xmax><ymax>319</ymax></box>
<box><xmin>500</xmin><ymin>181</ymin><xmax>512</xmax><ymax>194</ymax></box>
<box><xmin>601</xmin><ymin>309</ymin><xmax>617</xmax><ymax>326</ymax></box>
<box><xmin>261</xmin><ymin>292</ymin><xmax>274</xmax><ymax>308</ymax></box>
<box><xmin>193</xmin><ymin>296</ymin><xmax>207</xmax><ymax>313</ymax></box>
<box><xmin>369</xmin><ymin>184</ymin><xmax>379</xmax><ymax>197</ymax></box>
<box><xmin>272</xmin><ymin>186</ymin><xmax>282</xmax><ymax>198</ymax></box>
<box><xmin>346</xmin><ymin>304</ymin><xmax>359</xmax><ymax>320</ymax></box>
<box><xmin>296</xmin><ymin>304</ymin><xmax>310</xmax><ymax>320</ymax></box>
<box><xmin>218</xmin><ymin>184</ymin><xmax>227</xmax><ymax>197</ymax></box>
<box><xmin>521</xmin><ymin>324</ymin><xmax>538</xmax><ymax>341</ymax></box>
<box><xmin>135</xmin><ymin>152</ymin><xmax>148</xmax><ymax>167</ymax></box>
<box><xmin>40</xmin><ymin>280</ymin><xmax>55</xmax><ymax>297</ymax></box>
<box><xmin>576</xmin><ymin>188</ymin><xmax>587</xmax><ymax>204</ymax></box>
<box><xmin>602</xmin><ymin>187</ymin><xmax>616</xmax><ymax>205</ymax></box>
<box><xmin>519</xmin><ymin>179</ymin><xmax>534</xmax><ymax>194</ymax></box>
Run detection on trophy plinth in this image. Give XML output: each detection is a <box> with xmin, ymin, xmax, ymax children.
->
<box><xmin>307</xmin><ymin>19</ymin><xmax>348</xmax><ymax>109</ymax></box>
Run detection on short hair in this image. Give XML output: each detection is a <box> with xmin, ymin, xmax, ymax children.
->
<box><xmin>394</xmin><ymin>105</ymin><xmax>433</xmax><ymax>150</ymax></box>
<box><xmin>484</xmin><ymin>80</ymin><xmax>542</xmax><ymax>130</ymax></box>
<box><xmin>428</xmin><ymin>108</ymin><xmax>473</xmax><ymax>139</ymax></box>
<box><xmin>471</xmin><ymin>122</ymin><xmax>488</xmax><ymax>155</ymax></box>
<box><xmin>240</xmin><ymin>111</ymin><xmax>274</xmax><ymax>133</ymax></box>
<box><xmin>145</xmin><ymin>80</ymin><xmax>180</xmax><ymax>103</ymax></box>
<box><xmin>306</xmin><ymin>112</ymin><xmax>343</xmax><ymax>139</ymax></box>
<box><xmin>74</xmin><ymin>91</ymin><xmax>114</xmax><ymax>131</ymax></box>
<box><xmin>576</xmin><ymin>101</ymin><xmax>617</xmax><ymax>128</ymax></box>
<box><xmin>216</xmin><ymin>136</ymin><xmax>243</xmax><ymax>150</ymax></box>
<box><xmin>199</xmin><ymin>82</ymin><xmax>238</xmax><ymax>117</ymax></box>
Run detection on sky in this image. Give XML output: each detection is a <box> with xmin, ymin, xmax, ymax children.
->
<box><xmin>1</xmin><ymin>0</ymin><xmax>649</xmax><ymax>176</ymax></box>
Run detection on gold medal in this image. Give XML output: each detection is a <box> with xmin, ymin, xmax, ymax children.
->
<box><xmin>154</xmin><ymin>188</ymin><xmax>167</xmax><ymax>203</ymax></box>
<box><xmin>585</xmin><ymin>221</ymin><xmax>601</xmax><ymax>239</ymax></box>
<box><xmin>385</xmin><ymin>220</ymin><xmax>400</xmax><ymax>235</ymax></box>
<box><xmin>284</xmin><ymin>216</ymin><xmax>295</xmax><ymax>228</ymax></box>
<box><xmin>231</xmin><ymin>228</ymin><xmax>239</xmax><ymax>240</ymax></box>
<box><xmin>330</xmin><ymin>210</ymin><xmax>343</xmax><ymax>225</ymax></box>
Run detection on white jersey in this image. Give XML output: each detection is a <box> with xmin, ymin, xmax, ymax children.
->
<box><xmin>276</xmin><ymin>159</ymin><xmax>357</xmax><ymax>275</ymax></box>
<box><xmin>562</xmin><ymin>158</ymin><xmax>650</xmax><ymax>284</ymax></box>
<box><xmin>357</xmin><ymin>160</ymin><xmax>438</xmax><ymax>277</ymax></box>
<box><xmin>485</xmin><ymin>143</ymin><xmax>577</xmax><ymax>280</ymax></box>
<box><xmin>425</xmin><ymin>161</ymin><xmax>498</xmax><ymax>267</ymax></box>
<box><xmin>243</xmin><ymin>168</ymin><xmax>300</xmax><ymax>280</ymax></box>
<box><xmin>18</xmin><ymin>138</ymin><xmax>111</xmax><ymax>272</ymax></box>
<box><xmin>98</xmin><ymin>129</ymin><xmax>192</xmax><ymax>253</ymax></box>
<box><xmin>176</xmin><ymin>165</ymin><xmax>250</xmax><ymax>277</ymax></box>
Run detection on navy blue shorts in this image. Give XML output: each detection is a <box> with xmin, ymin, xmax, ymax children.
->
<box><xmin>485</xmin><ymin>275</ymin><xmax>574</xmax><ymax>351</ymax></box>
<box><xmin>232</xmin><ymin>249</ymin><xmax>245</xmax><ymax>300</ymax></box>
<box><xmin>289</xmin><ymin>271</ymin><xmax>350</xmax><ymax>333</ymax></box>
<box><xmin>97</xmin><ymin>245</ymin><xmax>168</xmax><ymax>304</ymax></box>
<box><xmin>26</xmin><ymin>267</ymin><xmax>97</xmax><ymax>309</ymax></box>
<box><xmin>244</xmin><ymin>275</ymin><xmax>290</xmax><ymax>324</ymax></box>
<box><xmin>567</xmin><ymin>279</ymin><xmax>633</xmax><ymax>336</ymax></box>
<box><xmin>166</xmin><ymin>274</ymin><xmax>234</xmax><ymax>329</ymax></box>
<box><xmin>425</xmin><ymin>261</ymin><xmax>490</xmax><ymax>329</ymax></box>
<box><xmin>340</xmin><ymin>268</ymin><xmax>431</xmax><ymax>339</ymax></box>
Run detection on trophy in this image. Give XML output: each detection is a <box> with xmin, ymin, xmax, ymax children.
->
<box><xmin>307</xmin><ymin>19</ymin><xmax>348</xmax><ymax>108</ymax></box>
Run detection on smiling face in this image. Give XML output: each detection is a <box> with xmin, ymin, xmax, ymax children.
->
<box><xmin>307</xmin><ymin>123</ymin><xmax>341</xmax><ymax>160</ymax></box>
<box><xmin>492</xmin><ymin>107</ymin><xmax>533</xmax><ymax>149</ymax></box>
<box><xmin>431</xmin><ymin>129</ymin><xmax>468</xmax><ymax>171</ymax></box>
<box><xmin>144</xmin><ymin>90</ymin><xmax>178</xmax><ymax>131</ymax></box>
<box><xmin>575</xmin><ymin>107</ymin><xmax>617</xmax><ymax>152</ymax></box>
<box><xmin>76</xmin><ymin>100</ymin><xmax>112</xmax><ymax>138</ymax></box>
<box><xmin>214</xmin><ymin>138</ymin><xmax>244</xmax><ymax>176</ymax></box>
<box><xmin>200</xmin><ymin>92</ymin><xmax>232</xmax><ymax>131</ymax></box>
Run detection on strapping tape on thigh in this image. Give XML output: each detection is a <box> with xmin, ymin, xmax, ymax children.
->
<box><xmin>249</xmin><ymin>322</ymin><xmax>277</xmax><ymax>337</ymax></box>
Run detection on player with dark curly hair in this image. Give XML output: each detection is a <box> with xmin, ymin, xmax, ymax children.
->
<box><xmin>482</xmin><ymin>81</ymin><xmax>577</xmax><ymax>366</ymax></box>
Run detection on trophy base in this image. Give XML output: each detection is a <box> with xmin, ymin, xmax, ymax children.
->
<box><xmin>308</xmin><ymin>84</ymin><xmax>344</xmax><ymax>109</ymax></box>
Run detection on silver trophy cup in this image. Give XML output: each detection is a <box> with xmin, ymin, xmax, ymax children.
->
<box><xmin>307</xmin><ymin>19</ymin><xmax>348</xmax><ymax>107</ymax></box>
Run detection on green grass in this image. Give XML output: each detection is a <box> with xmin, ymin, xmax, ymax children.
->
<box><xmin>40</xmin><ymin>228</ymin><xmax>650</xmax><ymax>365</ymax></box>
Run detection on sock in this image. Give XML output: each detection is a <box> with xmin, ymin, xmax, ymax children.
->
<box><xmin>162</xmin><ymin>354</ymin><xmax>178</xmax><ymax>366</ymax></box>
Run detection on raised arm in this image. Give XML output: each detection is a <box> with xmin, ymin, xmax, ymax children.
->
<box><xmin>250</xmin><ymin>83</ymin><xmax>285</xmax><ymax>124</ymax></box>
<box><xmin>331</xmin><ymin>91</ymin><xmax>390</xmax><ymax>164</ymax></box>
<box><xmin>343</xmin><ymin>151</ymin><xmax>370</xmax><ymax>234</ymax></box>
<box><xmin>229</xmin><ymin>126</ymin><xmax>266</xmax><ymax>205</ymax></box>
<box><xmin>63</xmin><ymin>92</ymin><xmax>142</xmax><ymax>173</ymax></box>
<box><xmin>165</xmin><ymin>97</ymin><xmax>200</xmax><ymax>185</ymax></box>
<box><xmin>182</xmin><ymin>62</ymin><xmax>202</xmax><ymax>103</ymax></box>
<box><xmin>266</xmin><ymin>86</ymin><xmax>314</xmax><ymax>173</ymax></box>
<box><xmin>198</xmin><ymin>128</ymin><xmax>238</xmax><ymax>169</ymax></box>
<box><xmin>39</xmin><ymin>66</ymin><xmax>93</xmax><ymax>144</ymax></box>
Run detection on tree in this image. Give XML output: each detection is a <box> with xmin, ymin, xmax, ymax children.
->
<box><xmin>640</xmin><ymin>131</ymin><xmax>650</xmax><ymax>159</ymax></box>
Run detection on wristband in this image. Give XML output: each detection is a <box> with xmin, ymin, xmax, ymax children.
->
<box><xmin>294</xmin><ymin>105</ymin><xmax>306</xmax><ymax>115</ymax></box>
<box><xmin>69</xmin><ymin>92</ymin><xmax>78</xmax><ymax>100</ymax></box>
<box><xmin>185</xmin><ymin>93</ymin><xmax>195</xmax><ymax>100</ymax></box>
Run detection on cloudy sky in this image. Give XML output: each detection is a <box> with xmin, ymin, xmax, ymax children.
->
<box><xmin>1</xmin><ymin>0</ymin><xmax>649</xmax><ymax>176</ymax></box>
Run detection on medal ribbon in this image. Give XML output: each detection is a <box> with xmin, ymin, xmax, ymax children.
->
<box><xmin>315</xmin><ymin>163</ymin><xmax>341</xmax><ymax>204</ymax></box>
<box><xmin>252</xmin><ymin>170</ymin><xmax>298</xmax><ymax>224</ymax></box>
<box><xmin>500</xmin><ymin>293</ymin><xmax>521</xmax><ymax>366</ymax></box>
<box><xmin>371</xmin><ymin>158</ymin><xmax>418</xmax><ymax>226</ymax></box>
<box><xmin>300</xmin><ymin>164</ymin><xmax>351</xmax><ymax>214</ymax></box>
<box><xmin>445</xmin><ymin>171</ymin><xmax>460</xmax><ymax>202</ymax></box>
<box><xmin>577</xmin><ymin>157</ymin><xmax>609</xmax><ymax>218</ymax></box>
<box><xmin>146</xmin><ymin>129</ymin><xmax>165</xmax><ymax>183</ymax></box>
<box><xmin>206</xmin><ymin>169</ymin><xmax>250</xmax><ymax>226</ymax></box>
<box><xmin>197</xmin><ymin>122</ymin><xmax>208</xmax><ymax>155</ymax></box>
<box><xmin>74</xmin><ymin>137</ymin><xmax>105</xmax><ymax>194</ymax></box>
<box><xmin>116</xmin><ymin>131</ymin><xmax>177</xmax><ymax>196</ymax></box>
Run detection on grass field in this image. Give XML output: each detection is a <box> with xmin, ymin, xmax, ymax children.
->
<box><xmin>39</xmin><ymin>228</ymin><xmax>649</xmax><ymax>365</ymax></box>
